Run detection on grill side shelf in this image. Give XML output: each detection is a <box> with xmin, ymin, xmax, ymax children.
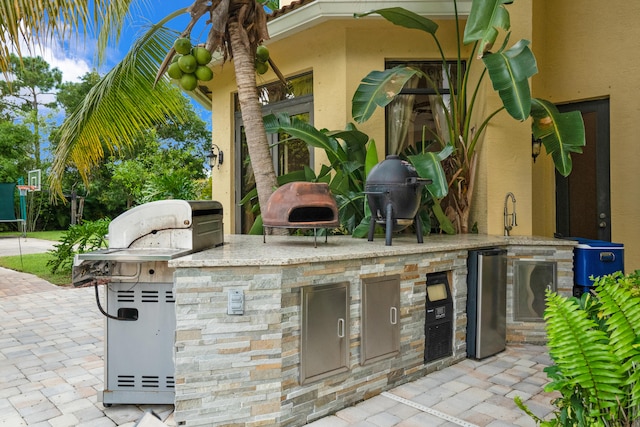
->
<box><xmin>76</xmin><ymin>248</ymin><xmax>192</xmax><ymax>262</ymax></box>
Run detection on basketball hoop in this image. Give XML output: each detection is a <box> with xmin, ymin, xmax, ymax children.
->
<box><xmin>17</xmin><ymin>185</ymin><xmax>37</xmax><ymax>196</ymax></box>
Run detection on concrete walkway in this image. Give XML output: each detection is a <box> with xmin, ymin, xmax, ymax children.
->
<box><xmin>0</xmin><ymin>236</ymin><xmax>56</xmax><ymax>257</ymax></box>
<box><xmin>0</xmin><ymin>237</ymin><xmax>559</xmax><ymax>426</ymax></box>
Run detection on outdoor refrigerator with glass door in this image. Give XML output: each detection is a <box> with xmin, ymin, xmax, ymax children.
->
<box><xmin>466</xmin><ymin>248</ymin><xmax>507</xmax><ymax>359</ymax></box>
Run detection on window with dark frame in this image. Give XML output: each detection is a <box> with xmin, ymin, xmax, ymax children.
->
<box><xmin>384</xmin><ymin>61</ymin><xmax>464</xmax><ymax>156</ymax></box>
<box><xmin>234</xmin><ymin>72</ymin><xmax>314</xmax><ymax>233</ymax></box>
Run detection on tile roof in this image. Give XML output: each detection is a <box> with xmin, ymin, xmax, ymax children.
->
<box><xmin>268</xmin><ymin>0</ymin><xmax>316</xmax><ymax>20</ymax></box>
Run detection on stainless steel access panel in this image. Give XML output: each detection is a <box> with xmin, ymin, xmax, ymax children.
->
<box><xmin>102</xmin><ymin>263</ymin><xmax>176</xmax><ymax>405</ymax></box>
<box><xmin>300</xmin><ymin>282</ymin><xmax>349</xmax><ymax>384</ymax></box>
<box><xmin>466</xmin><ymin>248</ymin><xmax>507</xmax><ymax>359</ymax></box>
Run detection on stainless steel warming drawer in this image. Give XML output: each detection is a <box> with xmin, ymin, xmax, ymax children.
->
<box><xmin>72</xmin><ymin>200</ymin><xmax>223</xmax><ymax>405</ymax></box>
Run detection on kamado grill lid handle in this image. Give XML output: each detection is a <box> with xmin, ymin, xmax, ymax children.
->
<box><xmin>406</xmin><ymin>176</ymin><xmax>433</xmax><ymax>186</ymax></box>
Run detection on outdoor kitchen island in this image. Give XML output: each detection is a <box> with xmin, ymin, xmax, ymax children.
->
<box><xmin>168</xmin><ymin>234</ymin><xmax>574</xmax><ymax>427</ymax></box>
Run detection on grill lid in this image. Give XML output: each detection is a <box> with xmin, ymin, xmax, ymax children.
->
<box><xmin>108</xmin><ymin>200</ymin><xmax>222</xmax><ymax>249</ymax></box>
<box><xmin>366</xmin><ymin>155</ymin><xmax>419</xmax><ymax>186</ymax></box>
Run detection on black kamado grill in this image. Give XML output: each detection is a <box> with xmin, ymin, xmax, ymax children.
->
<box><xmin>365</xmin><ymin>155</ymin><xmax>431</xmax><ymax>246</ymax></box>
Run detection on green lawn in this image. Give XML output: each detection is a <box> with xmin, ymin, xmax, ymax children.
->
<box><xmin>0</xmin><ymin>252</ymin><xmax>71</xmax><ymax>286</ymax></box>
<box><xmin>0</xmin><ymin>230</ymin><xmax>65</xmax><ymax>241</ymax></box>
<box><xmin>0</xmin><ymin>230</ymin><xmax>71</xmax><ymax>286</ymax></box>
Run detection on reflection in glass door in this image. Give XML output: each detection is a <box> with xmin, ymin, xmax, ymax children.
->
<box><xmin>235</xmin><ymin>98</ymin><xmax>313</xmax><ymax>234</ymax></box>
<box><xmin>275</xmin><ymin>112</ymin><xmax>311</xmax><ymax>175</ymax></box>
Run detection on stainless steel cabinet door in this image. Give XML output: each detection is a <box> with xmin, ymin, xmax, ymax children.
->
<box><xmin>361</xmin><ymin>275</ymin><xmax>400</xmax><ymax>365</ymax></box>
<box><xmin>300</xmin><ymin>282</ymin><xmax>349</xmax><ymax>384</ymax></box>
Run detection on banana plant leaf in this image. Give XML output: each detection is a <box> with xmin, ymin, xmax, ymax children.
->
<box><xmin>327</xmin><ymin>123</ymin><xmax>370</xmax><ymax>165</ymax></box>
<box><xmin>364</xmin><ymin>138</ymin><xmax>379</xmax><ymax>177</ymax></box>
<box><xmin>264</xmin><ymin>113</ymin><xmax>341</xmax><ymax>162</ymax></box>
<box><xmin>352</xmin><ymin>67</ymin><xmax>418</xmax><ymax>123</ymax></box>
<box><xmin>531</xmin><ymin>98</ymin><xmax>585</xmax><ymax>177</ymax></box>
<box><xmin>407</xmin><ymin>144</ymin><xmax>453</xmax><ymax>199</ymax></box>
<box><xmin>463</xmin><ymin>0</ymin><xmax>512</xmax><ymax>56</ymax></box>
<box><xmin>430</xmin><ymin>199</ymin><xmax>456</xmax><ymax>235</ymax></box>
<box><xmin>482</xmin><ymin>40</ymin><xmax>537</xmax><ymax>121</ymax></box>
<box><xmin>355</xmin><ymin>7</ymin><xmax>438</xmax><ymax>35</ymax></box>
<box><xmin>351</xmin><ymin>8</ymin><xmax>439</xmax><ymax>125</ymax></box>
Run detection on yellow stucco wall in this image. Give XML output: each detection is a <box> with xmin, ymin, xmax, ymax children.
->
<box><xmin>476</xmin><ymin>0</ymin><xmax>533</xmax><ymax>237</ymax></box>
<box><xmin>208</xmin><ymin>1</ymin><xmax>620</xmax><ymax>255</ymax></box>
<box><xmin>532</xmin><ymin>0</ymin><xmax>640</xmax><ymax>270</ymax></box>
<box><xmin>207</xmin><ymin>17</ymin><xmax>471</xmax><ymax>233</ymax></box>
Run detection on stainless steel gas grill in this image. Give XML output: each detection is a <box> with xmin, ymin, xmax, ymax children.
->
<box><xmin>72</xmin><ymin>200</ymin><xmax>223</xmax><ymax>405</ymax></box>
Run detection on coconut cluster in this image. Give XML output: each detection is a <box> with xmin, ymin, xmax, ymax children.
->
<box><xmin>168</xmin><ymin>38</ymin><xmax>213</xmax><ymax>91</ymax></box>
<box><xmin>255</xmin><ymin>45</ymin><xmax>270</xmax><ymax>75</ymax></box>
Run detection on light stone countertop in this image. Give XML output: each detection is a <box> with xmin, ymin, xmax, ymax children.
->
<box><xmin>169</xmin><ymin>233</ymin><xmax>576</xmax><ymax>268</ymax></box>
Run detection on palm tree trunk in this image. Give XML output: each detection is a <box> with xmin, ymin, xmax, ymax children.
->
<box><xmin>228</xmin><ymin>20</ymin><xmax>278</xmax><ymax>215</ymax></box>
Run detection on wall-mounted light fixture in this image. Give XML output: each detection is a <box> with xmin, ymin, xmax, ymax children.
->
<box><xmin>531</xmin><ymin>135</ymin><xmax>542</xmax><ymax>163</ymax></box>
<box><xmin>207</xmin><ymin>144</ymin><xmax>224</xmax><ymax>169</ymax></box>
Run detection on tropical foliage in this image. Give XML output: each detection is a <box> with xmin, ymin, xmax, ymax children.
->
<box><xmin>260</xmin><ymin>113</ymin><xmax>451</xmax><ymax>237</ymax></box>
<box><xmin>0</xmin><ymin>54</ymin><xmax>211</xmax><ymax>231</ymax></box>
<box><xmin>261</xmin><ymin>113</ymin><xmax>377</xmax><ymax>236</ymax></box>
<box><xmin>352</xmin><ymin>1</ymin><xmax>586</xmax><ymax>233</ymax></box>
<box><xmin>49</xmin><ymin>16</ymin><xmax>193</xmax><ymax>198</ymax></box>
<box><xmin>47</xmin><ymin>218</ymin><xmax>110</xmax><ymax>274</ymax></box>
<box><xmin>516</xmin><ymin>272</ymin><xmax>640</xmax><ymax>426</ymax></box>
<box><xmin>1</xmin><ymin>0</ymin><xmax>280</xmax><ymax>218</ymax></box>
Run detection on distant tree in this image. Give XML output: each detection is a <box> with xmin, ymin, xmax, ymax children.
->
<box><xmin>0</xmin><ymin>54</ymin><xmax>62</xmax><ymax>167</ymax></box>
<box><xmin>0</xmin><ymin>55</ymin><xmax>63</xmax><ymax>231</ymax></box>
<box><xmin>0</xmin><ymin>121</ymin><xmax>33</xmax><ymax>183</ymax></box>
<box><xmin>1</xmin><ymin>1</ymin><xmax>282</xmax><ymax>230</ymax></box>
<box><xmin>51</xmin><ymin>70</ymin><xmax>211</xmax><ymax>220</ymax></box>
<box><xmin>100</xmin><ymin>123</ymin><xmax>209</xmax><ymax>211</ymax></box>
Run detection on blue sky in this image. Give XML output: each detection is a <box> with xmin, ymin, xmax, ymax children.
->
<box><xmin>42</xmin><ymin>3</ymin><xmax>196</xmax><ymax>81</ymax></box>
<box><xmin>40</xmin><ymin>2</ymin><xmax>210</xmax><ymax>121</ymax></box>
<box><xmin>17</xmin><ymin>2</ymin><xmax>213</xmax><ymax>163</ymax></box>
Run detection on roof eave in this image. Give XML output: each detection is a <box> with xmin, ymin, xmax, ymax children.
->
<box><xmin>267</xmin><ymin>0</ymin><xmax>472</xmax><ymax>42</ymax></box>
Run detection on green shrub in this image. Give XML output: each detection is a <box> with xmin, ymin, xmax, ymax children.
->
<box><xmin>516</xmin><ymin>272</ymin><xmax>640</xmax><ymax>426</ymax></box>
<box><xmin>47</xmin><ymin>219</ymin><xmax>110</xmax><ymax>274</ymax></box>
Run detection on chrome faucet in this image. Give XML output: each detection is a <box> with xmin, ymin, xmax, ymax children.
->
<box><xmin>504</xmin><ymin>192</ymin><xmax>517</xmax><ymax>236</ymax></box>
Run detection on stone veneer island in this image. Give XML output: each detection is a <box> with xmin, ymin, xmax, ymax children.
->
<box><xmin>168</xmin><ymin>234</ymin><xmax>574</xmax><ymax>427</ymax></box>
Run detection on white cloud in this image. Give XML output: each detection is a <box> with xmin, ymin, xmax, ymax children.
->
<box><xmin>20</xmin><ymin>37</ymin><xmax>93</xmax><ymax>83</ymax></box>
<box><xmin>42</xmin><ymin>46</ymin><xmax>92</xmax><ymax>83</ymax></box>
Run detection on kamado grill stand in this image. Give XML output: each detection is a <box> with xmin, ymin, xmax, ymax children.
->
<box><xmin>72</xmin><ymin>200</ymin><xmax>223</xmax><ymax>405</ymax></box>
<box><xmin>365</xmin><ymin>155</ymin><xmax>432</xmax><ymax>246</ymax></box>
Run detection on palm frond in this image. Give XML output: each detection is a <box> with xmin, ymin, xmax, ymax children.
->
<box><xmin>0</xmin><ymin>0</ymin><xmax>138</xmax><ymax>75</ymax></box>
<box><xmin>95</xmin><ymin>0</ymin><xmax>141</xmax><ymax>64</ymax></box>
<box><xmin>544</xmin><ymin>290</ymin><xmax>626</xmax><ymax>415</ymax></box>
<box><xmin>49</xmin><ymin>22</ymin><xmax>190</xmax><ymax>199</ymax></box>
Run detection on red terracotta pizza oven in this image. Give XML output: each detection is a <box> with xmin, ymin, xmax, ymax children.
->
<box><xmin>262</xmin><ymin>182</ymin><xmax>340</xmax><ymax>246</ymax></box>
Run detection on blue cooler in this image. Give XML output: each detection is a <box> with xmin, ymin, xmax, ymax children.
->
<box><xmin>572</xmin><ymin>238</ymin><xmax>624</xmax><ymax>296</ymax></box>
